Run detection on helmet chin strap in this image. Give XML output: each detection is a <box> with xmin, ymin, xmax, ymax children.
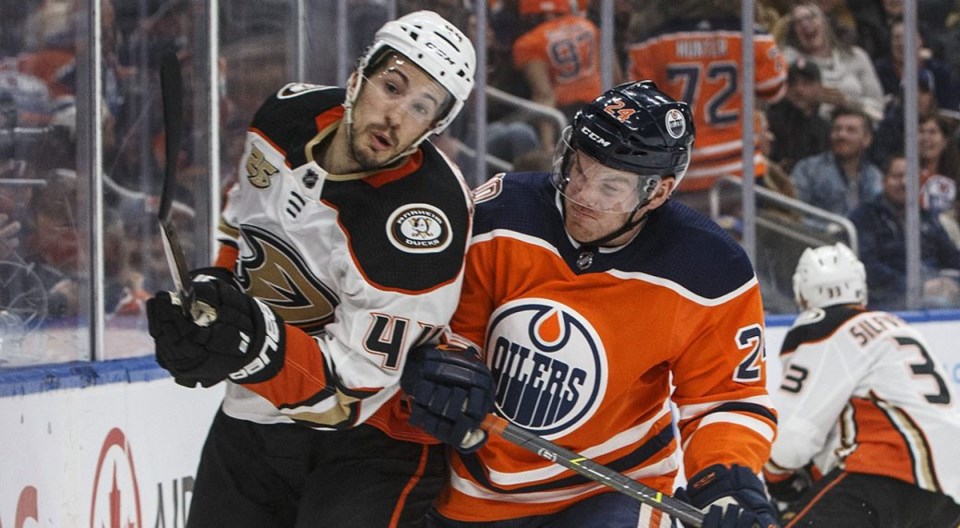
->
<box><xmin>563</xmin><ymin>195</ymin><xmax>652</xmax><ymax>248</ymax></box>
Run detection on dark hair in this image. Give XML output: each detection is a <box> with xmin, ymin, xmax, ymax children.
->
<box><xmin>881</xmin><ymin>151</ymin><xmax>905</xmax><ymax>174</ymax></box>
<box><xmin>830</xmin><ymin>105</ymin><xmax>873</xmax><ymax>133</ymax></box>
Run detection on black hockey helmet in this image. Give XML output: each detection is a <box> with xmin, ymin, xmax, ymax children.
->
<box><xmin>567</xmin><ymin>80</ymin><xmax>694</xmax><ymax>186</ymax></box>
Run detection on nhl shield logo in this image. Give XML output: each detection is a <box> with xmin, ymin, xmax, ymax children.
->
<box><xmin>665</xmin><ymin>109</ymin><xmax>686</xmax><ymax>139</ymax></box>
<box><xmin>387</xmin><ymin>203</ymin><xmax>452</xmax><ymax>253</ymax></box>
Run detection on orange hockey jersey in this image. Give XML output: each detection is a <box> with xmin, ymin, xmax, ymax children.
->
<box><xmin>628</xmin><ymin>18</ymin><xmax>786</xmax><ymax>191</ymax></box>
<box><xmin>512</xmin><ymin>14</ymin><xmax>602</xmax><ymax>112</ymax></box>
<box><xmin>436</xmin><ymin>172</ymin><xmax>777</xmax><ymax>522</ymax></box>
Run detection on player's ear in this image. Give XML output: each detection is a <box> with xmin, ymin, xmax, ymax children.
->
<box><xmin>646</xmin><ymin>177</ymin><xmax>675</xmax><ymax>211</ymax></box>
<box><xmin>345</xmin><ymin>72</ymin><xmax>360</xmax><ymax>100</ymax></box>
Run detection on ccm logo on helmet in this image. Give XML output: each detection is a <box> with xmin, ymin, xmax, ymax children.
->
<box><xmin>425</xmin><ymin>42</ymin><xmax>456</xmax><ymax>66</ymax></box>
<box><xmin>580</xmin><ymin>126</ymin><xmax>611</xmax><ymax>147</ymax></box>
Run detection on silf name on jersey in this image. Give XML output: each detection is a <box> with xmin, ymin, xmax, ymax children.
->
<box><xmin>486</xmin><ymin>299</ymin><xmax>608</xmax><ymax>439</ymax></box>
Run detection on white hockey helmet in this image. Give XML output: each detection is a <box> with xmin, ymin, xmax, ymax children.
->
<box><xmin>792</xmin><ymin>242</ymin><xmax>867</xmax><ymax>309</ymax></box>
<box><xmin>346</xmin><ymin>10</ymin><xmax>476</xmax><ymax>138</ymax></box>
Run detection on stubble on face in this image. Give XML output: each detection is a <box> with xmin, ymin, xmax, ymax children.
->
<box><xmin>346</xmin><ymin>59</ymin><xmax>448</xmax><ymax>171</ymax></box>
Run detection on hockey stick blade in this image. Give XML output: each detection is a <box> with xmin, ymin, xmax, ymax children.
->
<box><xmin>158</xmin><ymin>51</ymin><xmax>215</xmax><ymax>326</ymax></box>
<box><xmin>481</xmin><ymin>414</ymin><xmax>708</xmax><ymax>526</ymax></box>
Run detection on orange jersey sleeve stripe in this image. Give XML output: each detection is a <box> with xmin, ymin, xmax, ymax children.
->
<box><xmin>243</xmin><ymin>325</ymin><xmax>331</xmax><ymax>408</ymax></box>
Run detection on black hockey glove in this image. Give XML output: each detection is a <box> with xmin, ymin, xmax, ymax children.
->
<box><xmin>189</xmin><ymin>266</ymin><xmax>241</xmax><ymax>287</ymax></box>
<box><xmin>674</xmin><ymin>464</ymin><xmax>780</xmax><ymax>528</ymax></box>
<box><xmin>763</xmin><ymin>462</ymin><xmax>813</xmax><ymax>505</ymax></box>
<box><xmin>400</xmin><ymin>343</ymin><xmax>495</xmax><ymax>453</ymax></box>
<box><xmin>146</xmin><ymin>273</ymin><xmax>285</xmax><ymax>388</ymax></box>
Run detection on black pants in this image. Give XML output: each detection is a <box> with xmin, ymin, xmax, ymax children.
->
<box><xmin>783</xmin><ymin>469</ymin><xmax>960</xmax><ymax>527</ymax></box>
<box><xmin>186</xmin><ymin>408</ymin><xmax>447</xmax><ymax>528</ymax></box>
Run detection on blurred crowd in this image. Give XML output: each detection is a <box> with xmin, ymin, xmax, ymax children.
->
<box><xmin>2</xmin><ymin>0</ymin><xmax>960</xmax><ymax>363</ymax></box>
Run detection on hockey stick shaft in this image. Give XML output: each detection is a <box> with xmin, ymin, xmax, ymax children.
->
<box><xmin>480</xmin><ymin>414</ymin><xmax>706</xmax><ymax>526</ymax></box>
<box><xmin>158</xmin><ymin>51</ymin><xmax>216</xmax><ymax>327</ymax></box>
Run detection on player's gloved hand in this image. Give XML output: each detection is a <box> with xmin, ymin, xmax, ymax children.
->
<box><xmin>674</xmin><ymin>464</ymin><xmax>781</xmax><ymax>528</ymax></box>
<box><xmin>147</xmin><ymin>273</ymin><xmax>285</xmax><ymax>388</ymax></box>
<box><xmin>400</xmin><ymin>343</ymin><xmax>495</xmax><ymax>453</ymax></box>
<box><xmin>189</xmin><ymin>266</ymin><xmax>240</xmax><ymax>288</ymax></box>
<box><xmin>763</xmin><ymin>461</ymin><xmax>813</xmax><ymax>505</ymax></box>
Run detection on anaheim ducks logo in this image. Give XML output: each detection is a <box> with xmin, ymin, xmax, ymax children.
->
<box><xmin>485</xmin><ymin>298</ymin><xmax>607</xmax><ymax>439</ymax></box>
<box><xmin>386</xmin><ymin>203</ymin><xmax>451</xmax><ymax>254</ymax></box>
<box><xmin>277</xmin><ymin>82</ymin><xmax>326</xmax><ymax>99</ymax></box>
<box><xmin>236</xmin><ymin>225</ymin><xmax>338</xmax><ymax>335</ymax></box>
<box><xmin>245</xmin><ymin>146</ymin><xmax>279</xmax><ymax>189</ymax></box>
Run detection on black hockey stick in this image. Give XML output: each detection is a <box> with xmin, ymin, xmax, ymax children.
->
<box><xmin>481</xmin><ymin>414</ymin><xmax>708</xmax><ymax>526</ymax></box>
<box><xmin>158</xmin><ymin>51</ymin><xmax>216</xmax><ymax>326</ymax></box>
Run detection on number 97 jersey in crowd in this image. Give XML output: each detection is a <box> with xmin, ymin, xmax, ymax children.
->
<box><xmin>436</xmin><ymin>172</ymin><xmax>777</xmax><ymax>523</ymax></box>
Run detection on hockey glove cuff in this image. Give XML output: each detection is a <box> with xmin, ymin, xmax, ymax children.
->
<box><xmin>401</xmin><ymin>343</ymin><xmax>495</xmax><ymax>453</ymax></box>
<box><xmin>763</xmin><ymin>461</ymin><xmax>813</xmax><ymax>504</ymax></box>
<box><xmin>189</xmin><ymin>266</ymin><xmax>240</xmax><ymax>289</ymax></box>
<box><xmin>675</xmin><ymin>464</ymin><xmax>780</xmax><ymax>528</ymax></box>
<box><xmin>147</xmin><ymin>276</ymin><xmax>285</xmax><ymax>388</ymax></box>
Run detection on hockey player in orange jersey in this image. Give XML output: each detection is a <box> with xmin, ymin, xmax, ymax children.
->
<box><xmin>763</xmin><ymin>243</ymin><xmax>960</xmax><ymax>526</ymax></box>
<box><xmin>627</xmin><ymin>3</ymin><xmax>786</xmax><ymax>212</ymax></box>
<box><xmin>404</xmin><ymin>81</ymin><xmax>780</xmax><ymax>527</ymax></box>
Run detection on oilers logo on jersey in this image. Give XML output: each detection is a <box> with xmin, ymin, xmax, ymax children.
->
<box><xmin>486</xmin><ymin>298</ymin><xmax>608</xmax><ymax>439</ymax></box>
<box><xmin>387</xmin><ymin>203</ymin><xmax>452</xmax><ymax>253</ymax></box>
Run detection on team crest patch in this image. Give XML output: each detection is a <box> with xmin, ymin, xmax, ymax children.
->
<box><xmin>665</xmin><ymin>109</ymin><xmax>686</xmax><ymax>139</ymax></box>
<box><xmin>486</xmin><ymin>299</ymin><xmax>607</xmax><ymax>439</ymax></box>
<box><xmin>386</xmin><ymin>204</ymin><xmax>451</xmax><ymax>253</ymax></box>
<box><xmin>277</xmin><ymin>82</ymin><xmax>326</xmax><ymax>98</ymax></box>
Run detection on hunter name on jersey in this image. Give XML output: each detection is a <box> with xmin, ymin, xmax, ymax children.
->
<box><xmin>487</xmin><ymin>299</ymin><xmax>607</xmax><ymax>438</ymax></box>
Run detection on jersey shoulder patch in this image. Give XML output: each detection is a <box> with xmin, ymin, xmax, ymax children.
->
<box><xmin>781</xmin><ymin>305</ymin><xmax>864</xmax><ymax>355</ymax></box>
<box><xmin>276</xmin><ymin>82</ymin><xmax>329</xmax><ymax>98</ymax></box>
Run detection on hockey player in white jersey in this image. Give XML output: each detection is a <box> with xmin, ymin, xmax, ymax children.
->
<box><xmin>763</xmin><ymin>243</ymin><xmax>960</xmax><ymax>526</ymax></box>
<box><xmin>146</xmin><ymin>11</ymin><xmax>496</xmax><ymax>528</ymax></box>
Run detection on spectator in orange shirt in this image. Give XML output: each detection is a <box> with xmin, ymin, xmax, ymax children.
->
<box><xmin>627</xmin><ymin>1</ymin><xmax>786</xmax><ymax>213</ymax></box>
<box><xmin>511</xmin><ymin>0</ymin><xmax>616</xmax><ymax>148</ymax></box>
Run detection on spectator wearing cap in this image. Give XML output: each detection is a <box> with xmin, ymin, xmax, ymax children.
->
<box><xmin>869</xmin><ymin>67</ymin><xmax>943</xmax><ymax>169</ymax></box>
<box><xmin>766</xmin><ymin>58</ymin><xmax>831</xmax><ymax>173</ymax></box>
<box><xmin>873</xmin><ymin>19</ymin><xmax>960</xmax><ymax>113</ymax></box>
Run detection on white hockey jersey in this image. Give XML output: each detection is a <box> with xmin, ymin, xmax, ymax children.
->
<box><xmin>769</xmin><ymin>305</ymin><xmax>960</xmax><ymax>504</ymax></box>
<box><xmin>211</xmin><ymin>84</ymin><xmax>472</xmax><ymax>443</ymax></box>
